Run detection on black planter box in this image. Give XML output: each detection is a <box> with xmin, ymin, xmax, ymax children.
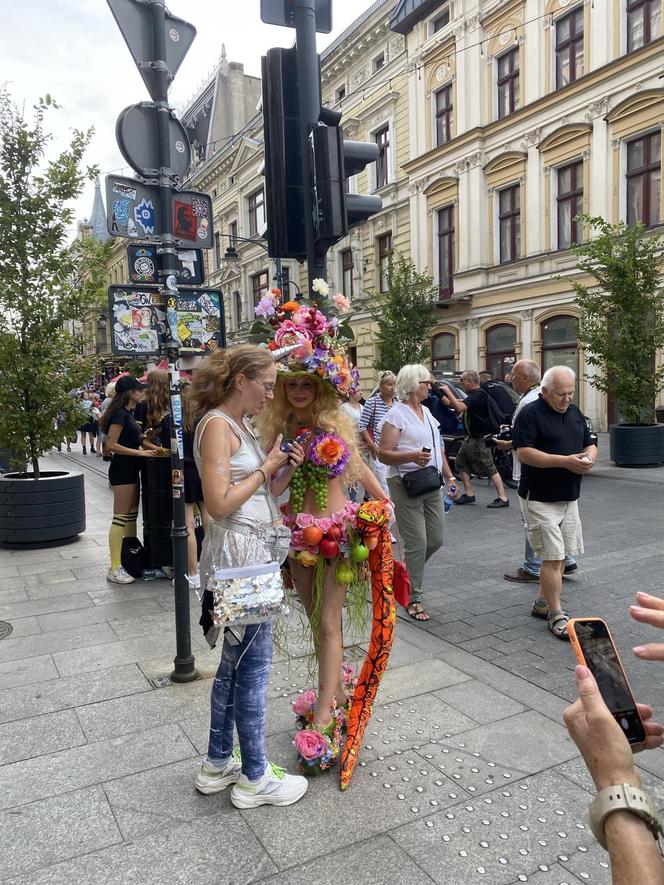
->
<box><xmin>609</xmin><ymin>424</ymin><xmax>664</xmax><ymax>467</ymax></box>
<box><xmin>0</xmin><ymin>471</ymin><xmax>85</xmax><ymax>546</ymax></box>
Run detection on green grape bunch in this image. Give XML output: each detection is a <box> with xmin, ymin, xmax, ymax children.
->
<box><xmin>288</xmin><ymin>461</ymin><xmax>330</xmax><ymax>512</ymax></box>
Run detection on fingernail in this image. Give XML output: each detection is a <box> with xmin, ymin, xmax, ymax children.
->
<box><xmin>633</xmin><ymin>646</ymin><xmax>647</xmax><ymax>656</ymax></box>
<box><xmin>630</xmin><ymin>606</ymin><xmax>644</xmax><ymax>614</ymax></box>
<box><xmin>575</xmin><ymin>664</ymin><xmax>590</xmax><ymax>679</ymax></box>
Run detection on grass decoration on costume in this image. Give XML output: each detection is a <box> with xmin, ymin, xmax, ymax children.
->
<box><xmin>340</xmin><ymin>500</ymin><xmax>396</xmax><ymax>790</ymax></box>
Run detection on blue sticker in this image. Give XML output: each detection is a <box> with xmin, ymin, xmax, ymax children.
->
<box><xmin>134</xmin><ymin>198</ymin><xmax>155</xmax><ymax>235</ymax></box>
<box><xmin>113</xmin><ymin>199</ymin><xmax>130</xmax><ymax>224</ymax></box>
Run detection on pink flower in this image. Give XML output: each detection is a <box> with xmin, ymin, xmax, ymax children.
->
<box><xmin>295</xmin><ymin>729</ymin><xmax>328</xmax><ymax>761</ymax></box>
<box><xmin>317</xmin><ymin>516</ymin><xmax>333</xmax><ymax>534</ymax></box>
<box><xmin>295</xmin><ymin>512</ymin><xmax>314</xmax><ymax>529</ymax></box>
<box><xmin>274</xmin><ymin>321</ymin><xmax>313</xmax><ymax>348</ymax></box>
<box><xmin>290</xmin><ymin>529</ymin><xmax>305</xmax><ymax>549</ymax></box>
<box><xmin>292</xmin><ymin>689</ymin><xmax>317</xmax><ymax>716</ymax></box>
<box><xmin>333</xmin><ymin>292</ymin><xmax>351</xmax><ymax>312</ymax></box>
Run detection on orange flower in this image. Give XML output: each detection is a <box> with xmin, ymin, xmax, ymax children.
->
<box><xmin>316</xmin><ymin>437</ymin><xmax>344</xmax><ymax>464</ymax></box>
<box><xmin>283</xmin><ymin>300</ymin><xmax>299</xmax><ymax>312</ymax></box>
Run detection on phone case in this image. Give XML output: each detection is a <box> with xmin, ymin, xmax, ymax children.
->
<box><xmin>567</xmin><ymin>617</ymin><xmax>646</xmax><ymax>743</ymax></box>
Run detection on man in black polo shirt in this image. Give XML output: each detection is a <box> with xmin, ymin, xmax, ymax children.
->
<box><xmin>512</xmin><ymin>366</ymin><xmax>598</xmax><ymax>640</ymax></box>
<box><xmin>441</xmin><ymin>370</ymin><xmax>510</xmax><ymax>508</ymax></box>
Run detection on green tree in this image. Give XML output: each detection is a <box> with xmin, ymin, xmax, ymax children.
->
<box><xmin>572</xmin><ymin>215</ymin><xmax>664</xmax><ymax>426</ymax></box>
<box><xmin>0</xmin><ymin>89</ymin><xmax>102</xmax><ymax>477</ymax></box>
<box><xmin>371</xmin><ymin>253</ymin><xmax>438</xmax><ymax>372</ymax></box>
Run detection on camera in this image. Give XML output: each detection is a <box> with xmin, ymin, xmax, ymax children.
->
<box><xmin>483</xmin><ymin>428</ymin><xmax>512</xmax><ymax>448</ymax></box>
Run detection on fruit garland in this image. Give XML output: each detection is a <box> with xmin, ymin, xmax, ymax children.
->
<box><xmin>289</xmin><ymin>430</ymin><xmax>350</xmax><ymax>512</ymax></box>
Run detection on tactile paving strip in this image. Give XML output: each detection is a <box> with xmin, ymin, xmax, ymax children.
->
<box><xmin>390</xmin><ymin>769</ymin><xmax>610</xmax><ymax>884</ymax></box>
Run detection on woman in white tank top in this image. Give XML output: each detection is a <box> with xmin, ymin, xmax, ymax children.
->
<box><xmin>189</xmin><ymin>345</ymin><xmax>308</xmax><ymax>809</ymax></box>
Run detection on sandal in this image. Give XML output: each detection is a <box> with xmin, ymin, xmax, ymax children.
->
<box><xmin>531</xmin><ymin>600</ymin><xmax>549</xmax><ymax>620</ymax></box>
<box><xmin>548</xmin><ymin>611</ymin><xmax>570</xmax><ymax>640</ymax></box>
<box><xmin>407</xmin><ymin>603</ymin><xmax>430</xmax><ymax>621</ymax></box>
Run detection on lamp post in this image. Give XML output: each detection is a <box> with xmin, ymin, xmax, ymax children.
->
<box><xmin>219</xmin><ymin>233</ymin><xmax>301</xmax><ymax>298</ymax></box>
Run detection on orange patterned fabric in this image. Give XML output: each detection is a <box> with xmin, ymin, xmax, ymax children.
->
<box><xmin>340</xmin><ymin>501</ymin><xmax>396</xmax><ymax>790</ymax></box>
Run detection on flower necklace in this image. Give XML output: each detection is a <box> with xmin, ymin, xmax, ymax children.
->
<box><xmin>289</xmin><ymin>429</ymin><xmax>350</xmax><ymax>512</ymax></box>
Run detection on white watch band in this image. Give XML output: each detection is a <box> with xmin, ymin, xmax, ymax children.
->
<box><xmin>588</xmin><ymin>784</ymin><xmax>661</xmax><ymax>849</ymax></box>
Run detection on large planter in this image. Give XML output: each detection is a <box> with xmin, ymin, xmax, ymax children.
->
<box><xmin>0</xmin><ymin>471</ymin><xmax>85</xmax><ymax>546</ymax></box>
<box><xmin>609</xmin><ymin>423</ymin><xmax>664</xmax><ymax>467</ymax></box>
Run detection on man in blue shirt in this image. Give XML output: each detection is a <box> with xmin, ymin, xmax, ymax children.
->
<box><xmin>512</xmin><ymin>366</ymin><xmax>598</xmax><ymax>640</ymax></box>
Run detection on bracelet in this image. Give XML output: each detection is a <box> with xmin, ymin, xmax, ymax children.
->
<box><xmin>256</xmin><ymin>467</ymin><xmax>268</xmax><ymax>485</ymax></box>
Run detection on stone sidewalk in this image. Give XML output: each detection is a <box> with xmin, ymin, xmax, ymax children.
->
<box><xmin>0</xmin><ymin>442</ymin><xmax>663</xmax><ymax>884</ymax></box>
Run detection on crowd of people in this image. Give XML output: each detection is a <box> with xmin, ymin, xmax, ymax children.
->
<box><xmin>63</xmin><ymin>296</ymin><xmax>663</xmax><ymax>877</ymax></box>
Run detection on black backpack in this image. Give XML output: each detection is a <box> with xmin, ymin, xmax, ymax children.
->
<box><xmin>121</xmin><ymin>536</ymin><xmax>145</xmax><ymax>579</ymax></box>
<box><xmin>464</xmin><ymin>389</ymin><xmax>506</xmax><ymax>434</ymax></box>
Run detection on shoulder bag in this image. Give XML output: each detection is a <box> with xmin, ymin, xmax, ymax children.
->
<box><xmin>398</xmin><ymin>415</ymin><xmax>443</xmax><ymax>498</ymax></box>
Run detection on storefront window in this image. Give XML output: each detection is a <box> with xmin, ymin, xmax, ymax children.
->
<box><xmin>486</xmin><ymin>323</ymin><xmax>516</xmax><ymax>379</ymax></box>
<box><xmin>431</xmin><ymin>332</ymin><xmax>456</xmax><ymax>376</ymax></box>
<box><xmin>541</xmin><ymin>315</ymin><xmax>579</xmax><ymax>397</ymax></box>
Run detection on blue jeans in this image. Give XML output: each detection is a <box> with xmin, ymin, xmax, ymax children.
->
<box><xmin>207</xmin><ymin>622</ymin><xmax>273</xmax><ymax>780</ymax></box>
<box><xmin>523</xmin><ymin>532</ymin><xmax>576</xmax><ymax>577</ymax></box>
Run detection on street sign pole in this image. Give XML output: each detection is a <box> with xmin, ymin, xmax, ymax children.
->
<box><xmin>148</xmin><ymin>0</ymin><xmax>197</xmax><ymax>683</ymax></box>
<box><xmin>294</xmin><ymin>0</ymin><xmax>327</xmax><ymax>287</ymax></box>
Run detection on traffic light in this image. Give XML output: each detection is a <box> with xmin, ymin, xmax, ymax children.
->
<box><xmin>311</xmin><ymin>118</ymin><xmax>382</xmax><ymax>251</ymax></box>
<box><xmin>261</xmin><ymin>47</ymin><xmax>307</xmax><ymax>259</ymax></box>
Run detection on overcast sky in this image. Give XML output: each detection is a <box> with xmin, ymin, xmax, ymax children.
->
<box><xmin>1</xmin><ymin>0</ymin><xmax>372</xmax><ymax>236</ymax></box>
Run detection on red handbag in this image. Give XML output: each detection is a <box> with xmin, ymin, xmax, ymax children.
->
<box><xmin>393</xmin><ymin>559</ymin><xmax>412</xmax><ymax>608</ymax></box>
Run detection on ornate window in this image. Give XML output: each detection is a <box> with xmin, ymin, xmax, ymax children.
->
<box><xmin>498</xmin><ymin>185</ymin><xmax>521</xmax><ymax>263</ymax></box>
<box><xmin>626</xmin><ymin>132</ymin><xmax>661</xmax><ymax>227</ymax></box>
<box><xmin>341</xmin><ymin>249</ymin><xmax>353</xmax><ymax>297</ymax></box>
<box><xmin>251</xmin><ymin>270</ymin><xmax>269</xmax><ymax>306</ymax></box>
<box><xmin>432</xmin><ymin>332</ymin><xmax>456</xmax><ymax>375</ymax></box>
<box><xmin>627</xmin><ymin>0</ymin><xmax>661</xmax><ymax>51</ymax></box>
<box><xmin>431</xmin><ymin>7</ymin><xmax>450</xmax><ymax>33</ymax></box>
<box><xmin>234</xmin><ymin>290</ymin><xmax>243</xmax><ymax>328</ymax></box>
<box><xmin>437</xmin><ymin>206</ymin><xmax>455</xmax><ymax>300</ymax></box>
<box><xmin>486</xmin><ymin>324</ymin><xmax>516</xmax><ymax>380</ymax></box>
<box><xmin>375</xmin><ymin>126</ymin><xmax>390</xmax><ymax>189</ymax></box>
<box><xmin>557</xmin><ymin>160</ymin><xmax>584</xmax><ymax>249</ymax></box>
<box><xmin>378</xmin><ymin>232</ymin><xmax>393</xmax><ymax>293</ymax></box>
<box><xmin>497</xmin><ymin>48</ymin><xmax>519</xmax><ymax>120</ymax></box>
<box><xmin>555</xmin><ymin>7</ymin><xmax>584</xmax><ymax>89</ymax></box>
<box><xmin>434</xmin><ymin>85</ymin><xmax>453</xmax><ymax>147</ymax></box>
<box><xmin>248</xmin><ymin>190</ymin><xmax>265</xmax><ymax>237</ymax></box>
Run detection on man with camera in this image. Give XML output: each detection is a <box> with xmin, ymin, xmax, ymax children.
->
<box><xmin>439</xmin><ymin>370</ymin><xmax>510</xmax><ymax>509</ymax></box>
<box><xmin>511</xmin><ymin>365</ymin><xmax>597</xmax><ymax>640</ymax></box>
<box><xmin>494</xmin><ymin>360</ymin><xmax>578</xmax><ymax>584</ymax></box>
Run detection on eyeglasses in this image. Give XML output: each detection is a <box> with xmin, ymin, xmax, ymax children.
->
<box><xmin>255</xmin><ymin>379</ymin><xmax>276</xmax><ymax>394</ymax></box>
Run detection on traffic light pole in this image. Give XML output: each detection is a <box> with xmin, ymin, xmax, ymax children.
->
<box><xmin>294</xmin><ymin>0</ymin><xmax>327</xmax><ymax>287</ymax></box>
<box><xmin>150</xmin><ymin>0</ymin><xmax>197</xmax><ymax>683</ymax></box>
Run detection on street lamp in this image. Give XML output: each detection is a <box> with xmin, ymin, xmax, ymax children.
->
<box><xmin>219</xmin><ymin>233</ymin><xmax>301</xmax><ymax>298</ymax></box>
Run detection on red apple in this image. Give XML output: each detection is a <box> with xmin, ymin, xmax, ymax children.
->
<box><xmin>328</xmin><ymin>525</ymin><xmax>342</xmax><ymax>541</ymax></box>
<box><xmin>319</xmin><ymin>538</ymin><xmax>340</xmax><ymax>559</ymax></box>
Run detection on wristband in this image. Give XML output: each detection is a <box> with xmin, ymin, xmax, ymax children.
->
<box><xmin>256</xmin><ymin>467</ymin><xmax>268</xmax><ymax>485</ymax></box>
<box><xmin>588</xmin><ymin>784</ymin><xmax>661</xmax><ymax>849</ymax></box>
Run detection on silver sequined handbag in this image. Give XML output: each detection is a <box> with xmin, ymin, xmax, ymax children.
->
<box><xmin>210</xmin><ymin>561</ymin><xmax>288</xmax><ymax>626</ymax></box>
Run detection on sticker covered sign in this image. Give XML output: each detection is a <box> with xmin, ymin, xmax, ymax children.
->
<box><xmin>108</xmin><ymin>285</ymin><xmax>167</xmax><ymax>355</ymax></box>
<box><xmin>176</xmin><ymin>288</ymin><xmax>225</xmax><ymax>352</ymax></box>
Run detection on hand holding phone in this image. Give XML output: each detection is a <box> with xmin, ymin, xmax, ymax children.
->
<box><xmin>568</xmin><ymin>618</ymin><xmax>646</xmax><ymax>746</ymax></box>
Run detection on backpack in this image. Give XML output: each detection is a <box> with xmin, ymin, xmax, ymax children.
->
<box><xmin>464</xmin><ymin>388</ymin><xmax>506</xmax><ymax>434</ymax></box>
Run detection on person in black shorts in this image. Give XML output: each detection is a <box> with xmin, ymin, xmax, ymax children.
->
<box><xmin>98</xmin><ymin>376</ymin><xmax>161</xmax><ymax>584</ymax></box>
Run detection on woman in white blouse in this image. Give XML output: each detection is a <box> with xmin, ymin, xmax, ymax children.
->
<box><xmin>379</xmin><ymin>364</ymin><xmax>457</xmax><ymax>621</ymax></box>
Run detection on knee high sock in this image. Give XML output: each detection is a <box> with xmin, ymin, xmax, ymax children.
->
<box><xmin>124</xmin><ymin>510</ymin><xmax>139</xmax><ymax>539</ymax></box>
<box><xmin>109</xmin><ymin>514</ymin><xmax>130</xmax><ymax>569</ymax></box>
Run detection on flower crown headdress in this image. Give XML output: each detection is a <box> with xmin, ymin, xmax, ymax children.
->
<box><xmin>251</xmin><ymin>279</ymin><xmax>359</xmax><ymax>399</ymax></box>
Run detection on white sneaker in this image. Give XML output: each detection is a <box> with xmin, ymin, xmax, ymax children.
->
<box><xmin>230</xmin><ymin>761</ymin><xmax>308</xmax><ymax>809</ymax></box>
<box><xmin>106</xmin><ymin>566</ymin><xmax>135</xmax><ymax>585</ymax></box>
<box><xmin>187</xmin><ymin>573</ymin><xmax>201</xmax><ymax>591</ymax></box>
<box><xmin>195</xmin><ymin>747</ymin><xmax>242</xmax><ymax>795</ymax></box>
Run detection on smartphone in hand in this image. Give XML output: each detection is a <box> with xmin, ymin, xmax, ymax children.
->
<box><xmin>422</xmin><ymin>447</ymin><xmax>431</xmax><ymax>453</ymax></box>
<box><xmin>568</xmin><ymin>617</ymin><xmax>647</xmax><ymax>746</ymax></box>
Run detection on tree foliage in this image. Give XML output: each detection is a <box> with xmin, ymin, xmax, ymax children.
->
<box><xmin>0</xmin><ymin>89</ymin><xmax>102</xmax><ymax>477</ymax></box>
<box><xmin>371</xmin><ymin>253</ymin><xmax>438</xmax><ymax>372</ymax></box>
<box><xmin>572</xmin><ymin>215</ymin><xmax>664</xmax><ymax>425</ymax></box>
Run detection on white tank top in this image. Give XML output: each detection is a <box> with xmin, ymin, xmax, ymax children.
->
<box><xmin>194</xmin><ymin>408</ymin><xmax>272</xmax><ymax>525</ymax></box>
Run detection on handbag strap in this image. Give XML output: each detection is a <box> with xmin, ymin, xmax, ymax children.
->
<box><xmin>396</xmin><ymin>408</ymin><xmax>439</xmax><ymax>478</ymax></box>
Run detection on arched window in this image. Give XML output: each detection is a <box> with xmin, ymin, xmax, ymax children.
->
<box><xmin>431</xmin><ymin>332</ymin><xmax>456</xmax><ymax>376</ymax></box>
<box><xmin>541</xmin><ymin>314</ymin><xmax>579</xmax><ymax>395</ymax></box>
<box><xmin>485</xmin><ymin>324</ymin><xmax>516</xmax><ymax>379</ymax></box>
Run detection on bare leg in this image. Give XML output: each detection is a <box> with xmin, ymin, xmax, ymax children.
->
<box><xmin>539</xmin><ymin>560</ymin><xmax>564</xmax><ymax>612</ymax></box>
<box><xmin>490</xmin><ymin>471</ymin><xmax>508</xmax><ymax>501</ymax></box>
<box><xmin>459</xmin><ymin>470</ymin><xmax>474</xmax><ymax>496</ymax></box>
<box><xmin>314</xmin><ymin>564</ymin><xmax>347</xmax><ymax>728</ymax></box>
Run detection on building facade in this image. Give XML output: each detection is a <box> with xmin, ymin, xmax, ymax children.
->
<box><xmin>391</xmin><ymin>0</ymin><xmax>663</xmax><ymax>428</ymax></box>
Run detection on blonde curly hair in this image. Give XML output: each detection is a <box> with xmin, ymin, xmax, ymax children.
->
<box><xmin>256</xmin><ymin>373</ymin><xmax>363</xmax><ymax>482</ymax></box>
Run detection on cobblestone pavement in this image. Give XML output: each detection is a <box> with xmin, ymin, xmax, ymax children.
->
<box><xmin>0</xmin><ymin>437</ymin><xmax>663</xmax><ymax>884</ymax></box>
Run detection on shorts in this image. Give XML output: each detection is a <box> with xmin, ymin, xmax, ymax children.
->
<box><xmin>79</xmin><ymin>422</ymin><xmax>96</xmax><ymax>434</ymax></box>
<box><xmin>519</xmin><ymin>497</ymin><xmax>584</xmax><ymax>561</ymax></box>
<box><xmin>184</xmin><ymin>463</ymin><xmax>203</xmax><ymax>504</ymax></box>
<box><xmin>455</xmin><ymin>435</ymin><xmax>496</xmax><ymax>478</ymax></box>
<box><xmin>108</xmin><ymin>454</ymin><xmax>141</xmax><ymax>486</ymax></box>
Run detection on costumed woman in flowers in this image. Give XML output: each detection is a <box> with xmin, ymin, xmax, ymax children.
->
<box><xmin>254</xmin><ymin>281</ymin><xmax>391</xmax><ymax>774</ymax></box>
